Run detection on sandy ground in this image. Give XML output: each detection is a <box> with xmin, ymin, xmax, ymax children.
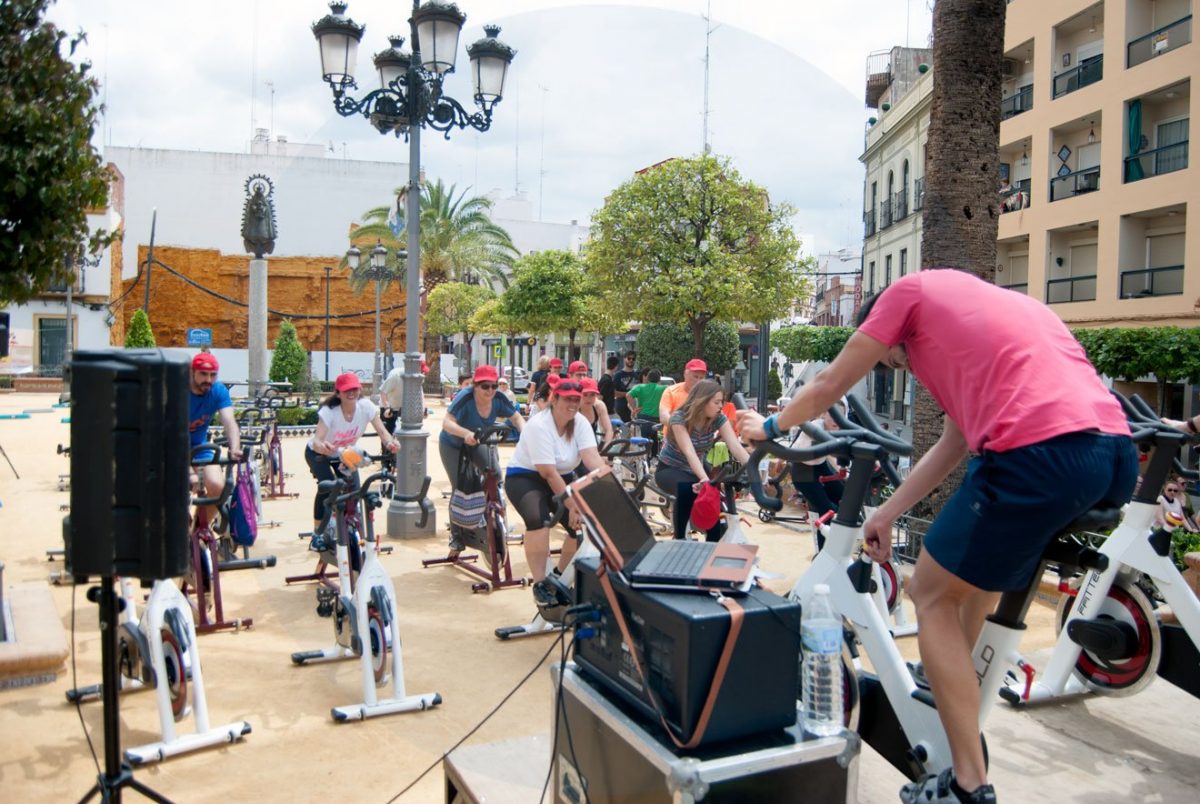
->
<box><xmin>0</xmin><ymin>391</ymin><xmax>1197</xmax><ymax>803</ymax></box>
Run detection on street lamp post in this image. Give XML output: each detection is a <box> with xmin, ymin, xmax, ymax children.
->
<box><xmin>314</xmin><ymin>0</ymin><xmax>515</xmax><ymax>538</ymax></box>
<box><xmin>60</xmin><ymin>248</ymin><xmax>101</xmax><ymax>404</ymax></box>
<box><xmin>370</xmin><ymin>241</ymin><xmax>387</xmax><ymax>399</ymax></box>
<box><xmin>323</xmin><ymin>265</ymin><xmax>333</xmax><ymax>382</ymax></box>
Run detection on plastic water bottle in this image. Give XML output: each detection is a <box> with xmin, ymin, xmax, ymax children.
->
<box><xmin>801</xmin><ymin>583</ymin><xmax>843</xmax><ymax>737</ymax></box>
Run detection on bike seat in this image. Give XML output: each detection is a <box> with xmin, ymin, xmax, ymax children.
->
<box><xmin>1056</xmin><ymin>506</ymin><xmax>1122</xmax><ymax>537</ymax></box>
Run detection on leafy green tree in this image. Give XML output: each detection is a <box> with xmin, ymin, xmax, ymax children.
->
<box><xmin>772</xmin><ymin>325</ymin><xmax>854</xmax><ymax>363</ymax></box>
<box><xmin>1072</xmin><ymin>326</ymin><xmax>1200</xmax><ymax>413</ymax></box>
<box><xmin>635</xmin><ymin>320</ymin><xmax>738</xmax><ymax>379</ymax></box>
<box><xmin>269</xmin><ymin>319</ymin><xmax>308</xmax><ymax>386</ymax></box>
<box><xmin>426</xmin><ymin>282</ymin><xmax>495</xmax><ymax>372</ymax></box>
<box><xmin>124</xmin><ymin>309</ymin><xmax>156</xmax><ymax>348</ymax></box>
<box><xmin>469</xmin><ymin>298</ymin><xmax>523</xmax><ymax>386</ymax></box>
<box><xmin>588</xmin><ymin>154</ymin><xmax>810</xmax><ymax>357</ymax></box>
<box><xmin>502</xmin><ymin>250</ymin><xmax>589</xmax><ymax>356</ymax></box>
<box><xmin>1</xmin><ymin>0</ymin><xmax>113</xmax><ymax>303</ymax></box>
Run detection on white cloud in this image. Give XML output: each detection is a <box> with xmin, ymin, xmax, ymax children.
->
<box><xmin>47</xmin><ymin>0</ymin><xmax>932</xmax><ymax>254</ymax></box>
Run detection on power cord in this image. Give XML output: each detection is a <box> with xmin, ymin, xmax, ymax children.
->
<box><xmin>69</xmin><ymin>580</ymin><xmax>101</xmax><ymax>775</ymax></box>
<box><xmin>383</xmin><ymin>625</ymin><xmax>567</xmax><ymax>802</ymax></box>
<box><xmin>541</xmin><ymin>627</ymin><xmax>594</xmax><ymax>804</ymax></box>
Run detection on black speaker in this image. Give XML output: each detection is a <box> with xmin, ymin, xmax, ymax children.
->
<box><xmin>65</xmin><ymin>349</ymin><xmax>192</xmax><ymax>581</ymax></box>
<box><xmin>0</xmin><ymin>311</ymin><xmax>9</xmax><ymax>358</ymax></box>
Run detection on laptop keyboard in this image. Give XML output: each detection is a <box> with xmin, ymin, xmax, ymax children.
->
<box><xmin>636</xmin><ymin>541</ymin><xmax>711</xmax><ymax>579</ymax></box>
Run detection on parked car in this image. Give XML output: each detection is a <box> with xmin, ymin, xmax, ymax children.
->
<box><xmin>501</xmin><ymin>366</ymin><xmax>530</xmax><ymax>393</ymax></box>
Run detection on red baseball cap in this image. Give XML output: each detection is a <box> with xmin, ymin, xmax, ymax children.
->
<box><xmin>192</xmin><ymin>353</ymin><xmax>219</xmax><ymax>372</ymax></box>
<box><xmin>580</xmin><ymin>377</ymin><xmax>600</xmax><ymax>395</ymax></box>
<box><xmin>568</xmin><ymin>360</ymin><xmax>588</xmax><ymax>375</ymax></box>
<box><xmin>549</xmin><ymin>357</ymin><xmax>563</xmax><ymax>368</ymax></box>
<box><xmin>685</xmin><ymin>358</ymin><xmax>707</xmax><ymax>373</ymax></box>
<box><xmin>473</xmin><ymin>364</ymin><xmax>499</xmax><ymax>383</ymax></box>
<box><xmin>690</xmin><ymin>482</ymin><xmax>722</xmax><ymax>530</ymax></box>
<box><xmin>555</xmin><ymin>380</ymin><xmax>583</xmax><ymax>399</ymax></box>
<box><xmin>546</xmin><ymin>373</ymin><xmax>562</xmax><ymax>388</ymax></box>
<box><xmin>334</xmin><ymin>372</ymin><xmax>362</xmax><ymax>392</ymax></box>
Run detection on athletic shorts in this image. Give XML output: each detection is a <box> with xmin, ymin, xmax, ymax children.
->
<box><xmin>923</xmin><ymin>430</ymin><xmax>1137</xmax><ymax>592</ymax></box>
<box><xmin>505</xmin><ymin>471</ymin><xmax>575</xmax><ymax>532</ymax></box>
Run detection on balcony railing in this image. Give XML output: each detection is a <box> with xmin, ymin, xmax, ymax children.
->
<box><xmin>1050</xmin><ymin>166</ymin><xmax>1100</xmax><ymax>201</ymax></box>
<box><xmin>1119</xmin><ymin>265</ymin><xmax>1184</xmax><ymax>298</ymax></box>
<box><xmin>913</xmin><ymin>177</ymin><xmax>925</xmax><ymax>210</ymax></box>
<box><xmin>1001</xmin><ymin>84</ymin><xmax>1034</xmax><ymax>119</ymax></box>
<box><xmin>880</xmin><ymin>199</ymin><xmax>893</xmax><ymax>230</ymax></box>
<box><xmin>1001</xmin><ymin>178</ymin><xmax>1032</xmax><ymax>213</ymax></box>
<box><xmin>1128</xmin><ymin>15</ymin><xmax>1192</xmax><ymax>68</ymax></box>
<box><xmin>999</xmin><ymin>282</ymin><xmax>1029</xmax><ymax>294</ymax></box>
<box><xmin>1046</xmin><ymin>275</ymin><xmax>1097</xmax><ymax>304</ymax></box>
<box><xmin>1124</xmin><ymin>140</ymin><xmax>1189</xmax><ymax>182</ymax></box>
<box><xmin>864</xmin><ymin>209</ymin><xmax>877</xmax><ymax>238</ymax></box>
<box><xmin>893</xmin><ymin>188</ymin><xmax>908</xmax><ymax>221</ymax></box>
<box><xmin>1052</xmin><ymin>54</ymin><xmax>1104</xmax><ymax>99</ymax></box>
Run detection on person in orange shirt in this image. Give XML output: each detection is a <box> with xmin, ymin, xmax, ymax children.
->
<box><xmin>658</xmin><ymin>358</ymin><xmax>710</xmax><ymax>426</ymax></box>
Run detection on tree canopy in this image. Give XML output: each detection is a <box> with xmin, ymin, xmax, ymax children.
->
<box><xmin>587</xmin><ymin>154</ymin><xmax>810</xmax><ymax>357</ymax></box>
<box><xmin>347</xmin><ymin>179</ymin><xmax>518</xmax><ymax>296</ymax></box>
<box><xmin>426</xmin><ymin>281</ymin><xmax>495</xmax><ymax>371</ymax></box>
<box><xmin>124</xmin><ymin>309</ymin><xmax>156</xmax><ymax>348</ymax></box>
<box><xmin>772</xmin><ymin>325</ymin><xmax>854</xmax><ymax>363</ymax></box>
<box><xmin>1</xmin><ymin>0</ymin><xmax>112</xmax><ymax>303</ymax></box>
<box><xmin>635</xmin><ymin>320</ymin><xmax>739</xmax><ymax>378</ymax></box>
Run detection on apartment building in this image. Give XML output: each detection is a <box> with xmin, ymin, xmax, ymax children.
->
<box><xmin>861</xmin><ymin>0</ymin><xmax>1196</xmax><ymax>421</ymax></box>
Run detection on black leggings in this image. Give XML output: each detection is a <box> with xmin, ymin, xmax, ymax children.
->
<box><xmin>791</xmin><ymin>462</ymin><xmax>845</xmax><ymax>550</ymax></box>
<box><xmin>506</xmin><ymin>471</ymin><xmax>574</xmax><ymax>532</ymax></box>
<box><xmin>654</xmin><ymin>463</ymin><xmax>723</xmax><ymax>542</ymax></box>
<box><xmin>305</xmin><ymin>446</ymin><xmax>336</xmax><ymax>522</ymax></box>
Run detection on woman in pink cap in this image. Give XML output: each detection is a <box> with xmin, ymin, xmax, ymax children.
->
<box><xmin>304</xmin><ymin>372</ymin><xmax>398</xmax><ymax>541</ymax></box>
<box><xmin>439</xmin><ymin>364</ymin><xmax>526</xmax><ymax>557</ymax></box>
<box><xmin>577</xmin><ymin>377</ymin><xmax>614</xmax><ymax>448</ymax></box>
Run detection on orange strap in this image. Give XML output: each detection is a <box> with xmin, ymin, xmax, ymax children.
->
<box><xmin>595</xmin><ymin>565</ymin><xmax>744</xmax><ymax>750</ymax></box>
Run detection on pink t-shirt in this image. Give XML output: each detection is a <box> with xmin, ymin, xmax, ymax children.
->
<box><xmin>857</xmin><ymin>271</ymin><xmax>1129</xmax><ymax>453</ymax></box>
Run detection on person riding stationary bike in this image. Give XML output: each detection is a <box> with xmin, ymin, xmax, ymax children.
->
<box><xmin>739</xmin><ymin>270</ymin><xmax>1136</xmax><ymax>804</ymax></box>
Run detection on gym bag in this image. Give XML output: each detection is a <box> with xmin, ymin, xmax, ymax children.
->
<box><xmin>449</xmin><ymin>448</ymin><xmax>487</xmax><ymax>530</ymax></box>
<box><xmin>228</xmin><ymin>462</ymin><xmax>259</xmax><ymax>547</ymax></box>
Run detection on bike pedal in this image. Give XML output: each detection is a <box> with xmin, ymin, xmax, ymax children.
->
<box><xmin>1067</xmin><ymin>618</ymin><xmax>1138</xmax><ymax>660</ymax></box>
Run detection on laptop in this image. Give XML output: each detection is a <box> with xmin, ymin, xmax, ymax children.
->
<box><xmin>567</xmin><ymin>466</ymin><xmax>757</xmax><ymax>593</ymax></box>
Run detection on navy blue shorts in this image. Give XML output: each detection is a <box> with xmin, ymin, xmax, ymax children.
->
<box><xmin>923</xmin><ymin>431</ymin><xmax>1137</xmax><ymax>592</ymax></box>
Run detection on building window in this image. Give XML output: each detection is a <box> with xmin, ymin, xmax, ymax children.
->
<box><xmin>868</xmin><ymin>261</ymin><xmax>876</xmax><ymax>294</ymax></box>
<box><xmin>899</xmin><ymin>249</ymin><xmax>907</xmax><ymax>278</ymax></box>
<box><xmin>884</xmin><ymin>255</ymin><xmax>892</xmax><ymax>287</ymax></box>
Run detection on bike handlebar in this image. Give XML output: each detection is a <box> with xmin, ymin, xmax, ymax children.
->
<box><xmin>189</xmin><ymin>443</ymin><xmax>237</xmax><ymax>508</ymax></box>
<box><xmin>1116</xmin><ymin>391</ymin><xmax>1199</xmax><ymax>480</ymax></box>
<box><xmin>474</xmin><ymin>424</ymin><xmax>514</xmax><ymax>445</ymax></box>
<box><xmin>598</xmin><ymin>437</ymin><xmax>648</xmax><ymax>459</ymax></box>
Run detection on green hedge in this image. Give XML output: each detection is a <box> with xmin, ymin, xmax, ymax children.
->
<box><xmin>275</xmin><ymin>406</ymin><xmax>319</xmax><ymax>426</ymax></box>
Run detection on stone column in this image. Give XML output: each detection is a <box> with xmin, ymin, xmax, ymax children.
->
<box><xmin>248</xmin><ymin>258</ymin><xmax>268</xmax><ymax>397</ymax></box>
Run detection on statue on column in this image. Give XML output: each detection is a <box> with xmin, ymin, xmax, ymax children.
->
<box><xmin>241</xmin><ymin>174</ymin><xmax>277</xmax><ymax>258</ymax></box>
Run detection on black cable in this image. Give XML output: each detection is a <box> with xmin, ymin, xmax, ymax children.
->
<box><xmin>542</xmin><ymin>631</ymin><xmax>591</xmax><ymax>804</ymax></box>
<box><xmin>384</xmin><ymin>627</ymin><xmax>567</xmax><ymax>803</ymax></box>
<box><xmin>148</xmin><ymin>257</ymin><xmax>409</xmax><ymax>320</ymax></box>
<box><xmin>106</xmin><ymin>259</ymin><xmax>145</xmax><ymax>310</ymax></box>
<box><xmin>69</xmin><ymin>581</ymin><xmax>102</xmax><ymax>775</ymax></box>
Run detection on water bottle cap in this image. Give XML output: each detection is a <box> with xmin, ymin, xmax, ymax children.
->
<box><xmin>814</xmin><ymin>583</ymin><xmax>830</xmax><ymax>595</ymax></box>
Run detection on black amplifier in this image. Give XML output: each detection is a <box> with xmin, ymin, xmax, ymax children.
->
<box><xmin>571</xmin><ymin>556</ymin><xmax>801</xmax><ymax>749</ymax></box>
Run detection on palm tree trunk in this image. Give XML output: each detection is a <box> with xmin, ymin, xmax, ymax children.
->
<box><xmin>910</xmin><ymin>0</ymin><xmax>1006</xmax><ymax>517</ymax></box>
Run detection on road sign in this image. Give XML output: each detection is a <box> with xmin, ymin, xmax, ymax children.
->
<box><xmin>187</xmin><ymin>328</ymin><xmax>212</xmax><ymax>347</ymax></box>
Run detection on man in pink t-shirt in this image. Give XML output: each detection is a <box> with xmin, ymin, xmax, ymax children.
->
<box><xmin>739</xmin><ymin>270</ymin><xmax>1136</xmax><ymax>804</ymax></box>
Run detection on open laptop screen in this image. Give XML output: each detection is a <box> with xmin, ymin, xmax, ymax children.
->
<box><xmin>573</xmin><ymin>471</ymin><xmax>656</xmax><ymax>564</ymax></box>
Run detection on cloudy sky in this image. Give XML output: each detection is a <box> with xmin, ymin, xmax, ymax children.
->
<box><xmin>47</xmin><ymin>0</ymin><xmax>933</xmax><ymax>256</ymax></box>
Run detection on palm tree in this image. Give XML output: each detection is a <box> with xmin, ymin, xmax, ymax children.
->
<box><xmin>346</xmin><ymin>179</ymin><xmax>519</xmax><ymax>379</ymax></box>
<box><xmin>910</xmin><ymin>0</ymin><xmax>1007</xmax><ymax>515</ymax></box>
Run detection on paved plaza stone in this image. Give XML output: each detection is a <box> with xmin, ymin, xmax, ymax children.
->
<box><xmin>0</xmin><ymin>392</ymin><xmax>1196</xmax><ymax>802</ymax></box>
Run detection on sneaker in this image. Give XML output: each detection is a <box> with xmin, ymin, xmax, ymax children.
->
<box><xmin>309</xmin><ymin>532</ymin><xmax>331</xmax><ymax>553</ymax></box>
<box><xmin>899</xmin><ymin>769</ymin><xmax>996</xmax><ymax>803</ymax></box>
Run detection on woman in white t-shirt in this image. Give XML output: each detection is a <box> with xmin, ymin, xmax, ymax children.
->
<box><xmin>504</xmin><ymin>380</ymin><xmax>603</xmax><ymax>605</ymax></box>
<box><xmin>304</xmin><ymin>372</ymin><xmax>398</xmax><ymax>536</ymax></box>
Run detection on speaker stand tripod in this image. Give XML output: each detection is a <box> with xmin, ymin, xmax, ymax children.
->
<box><xmin>77</xmin><ymin>578</ymin><xmax>170</xmax><ymax>804</ymax></box>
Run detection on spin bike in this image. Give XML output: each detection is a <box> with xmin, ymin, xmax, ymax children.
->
<box><xmin>746</xmin><ymin>395</ymin><xmax>1122</xmax><ymax>781</ymax></box>
<box><xmin>608</xmin><ymin>424</ymin><xmax>674</xmax><ymax>534</ymax></box>
<box><xmin>254</xmin><ymin>393</ymin><xmax>300</xmax><ymax>500</ymax></box>
<box><xmin>286</xmin><ymin>447</ymin><xmax>394</xmax><ymax>589</ymax></box>
<box><xmin>422</xmin><ymin>425</ymin><xmax>526</xmax><ymax>593</ymax></box>
<box><xmin>66</xmin><ymin>462</ymin><xmax>253</xmax><ymax>764</ymax></box>
<box><xmin>1001</xmin><ymin>392</ymin><xmax>1200</xmax><ymax>704</ymax></box>
<box><xmin>182</xmin><ymin>444</ymin><xmax>263</xmax><ymax>633</ymax></box>
<box><xmin>291</xmin><ymin>448</ymin><xmax>442</xmax><ymax>721</ymax></box>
